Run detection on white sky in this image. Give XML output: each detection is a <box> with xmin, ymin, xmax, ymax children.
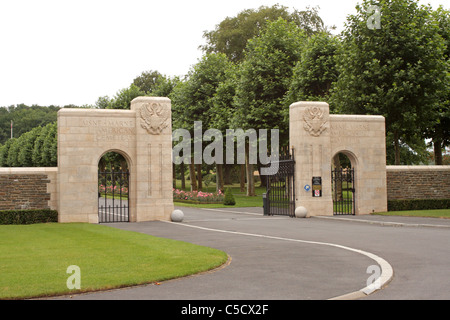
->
<box><xmin>0</xmin><ymin>0</ymin><xmax>448</xmax><ymax>107</ymax></box>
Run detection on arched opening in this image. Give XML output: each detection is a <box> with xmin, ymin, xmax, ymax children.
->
<box><xmin>98</xmin><ymin>151</ymin><xmax>130</xmax><ymax>223</ymax></box>
<box><xmin>331</xmin><ymin>152</ymin><xmax>355</xmax><ymax>215</ymax></box>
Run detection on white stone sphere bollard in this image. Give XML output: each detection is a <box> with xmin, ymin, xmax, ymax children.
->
<box><xmin>171</xmin><ymin>209</ymin><xmax>184</xmax><ymax>222</ymax></box>
<box><xmin>295</xmin><ymin>206</ymin><xmax>308</xmax><ymax>218</ymax></box>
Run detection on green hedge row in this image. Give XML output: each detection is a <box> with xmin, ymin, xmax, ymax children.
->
<box><xmin>388</xmin><ymin>199</ymin><xmax>450</xmax><ymax>211</ymax></box>
<box><xmin>0</xmin><ymin>209</ymin><xmax>58</xmax><ymax>225</ymax></box>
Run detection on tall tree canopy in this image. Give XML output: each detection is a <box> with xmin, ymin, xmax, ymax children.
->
<box><xmin>0</xmin><ymin>104</ymin><xmax>58</xmax><ymax>145</ymax></box>
<box><xmin>424</xmin><ymin>6</ymin><xmax>450</xmax><ymax>164</ymax></box>
<box><xmin>330</xmin><ymin>0</ymin><xmax>448</xmax><ymax>165</ymax></box>
<box><xmin>285</xmin><ymin>32</ymin><xmax>341</xmax><ymax>107</ymax></box>
<box><xmin>234</xmin><ymin>18</ymin><xmax>307</xmax><ymax>144</ymax></box>
<box><xmin>201</xmin><ymin>4</ymin><xmax>327</xmax><ymax>63</ymax></box>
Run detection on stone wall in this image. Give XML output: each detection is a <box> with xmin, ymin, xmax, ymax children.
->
<box><xmin>386</xmin><ymin>166</ymin><xmax>450</xmax><ymax>200</ymax></box>
<box><xmin>0</xmin><ymin>168</ymin><xmax>58</xmax><ymax>211</ymax></box>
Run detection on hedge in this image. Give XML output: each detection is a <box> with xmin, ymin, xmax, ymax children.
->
<box><xmin>0</xmin><ymin>209</ymin><xmax>58</xmax><ymax>225</ymax></box>
<box><xmin>388</xmin><ymin>199</ymin><xmax>450</xmax><ymax>212</ymax></box>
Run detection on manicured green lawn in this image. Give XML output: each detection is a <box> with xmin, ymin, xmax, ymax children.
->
<box><xmin>373</xmin><ymin>209</ymin><xmax>450</xmax><ymax>219</ymax></box>
<box><xmin>0</xmin><ymin>223</ymin><xmax>227</xmax><ymax>299</ymax></box>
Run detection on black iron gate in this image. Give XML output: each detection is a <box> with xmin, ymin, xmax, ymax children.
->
<box><xmin>331</xmin><ymin>167</ymin><xmax>355</xmax><ymax>215</ymax></box>
<box><xmin>98</xmin><ymin>170</ymin><xmax>130</xmax><ymax>223</ymax></box>
<box><xmin>264</xmin><ymin>151</ymin><xmax>296</xmax><ymax>217</ymax></box>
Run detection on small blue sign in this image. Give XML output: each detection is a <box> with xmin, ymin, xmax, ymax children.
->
<box><xmin>304</xmin><ymin>185</ymin><xmax>311</xmax><ymax>192</ymax></box>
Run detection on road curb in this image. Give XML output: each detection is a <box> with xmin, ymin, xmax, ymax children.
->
<box><xmin>314</xmin><ymin>216</ymin><xmax>450</xmax><ymax>229</ymax></box>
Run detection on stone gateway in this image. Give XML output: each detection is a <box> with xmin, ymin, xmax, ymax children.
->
<box><xmin>57</xmin><ymin>97</ymin><xmax>174</xmax><ymax>223</ymax></box>
<box><xmin>289</xmin><ymin>101</ymin><xmax>388</xmax><ymax>216</ymax></box>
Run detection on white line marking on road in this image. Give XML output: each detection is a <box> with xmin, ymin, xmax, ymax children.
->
<box><xmin>162</xmin><ymin>219</ymin><xmax>394</xmax><ymax>300</ymax></box>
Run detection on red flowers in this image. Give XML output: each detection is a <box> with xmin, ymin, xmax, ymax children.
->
<box><xmin>173</xmin><ymin>188</ymin><xmax>224</xmax><ymax>203</ymax></box>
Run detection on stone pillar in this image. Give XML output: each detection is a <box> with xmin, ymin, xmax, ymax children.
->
<box><xmin>289</xmin><ymin>102</ymin><xmax>333</xmax><ymax>217</ymax></box>
<box><xmin>131</xmin><ymin>97</ymin><xmax>174</xmax><ymax>222</ymax></box>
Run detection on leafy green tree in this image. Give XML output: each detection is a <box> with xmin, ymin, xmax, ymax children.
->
<box><xmin>17</xmin><ymin>126</ymin><xmax>42</xmax><ymax>167</ymax></box>
<box><xmin>6</xmin><ymin>138</ymin><xmax>20</xmax><ymax>167</ymax></box>
<box><xmin>95</xmin><ymin>96</ymin><xmax>111</xmax><ymax>109</ymax></box>
<box><xmin>234</xmin><ymin>18</ymin><xmax>307</xmax><ymax>143</ymax></box>
<box><xmin>171</xmin><ymin>53</ymin><xmax>233</xmax><ymax>191</ymax></box>
<box><xmin>233</xmin><ymin>18</ymin><xmax>306</xmax><ymax>195</ymax></box>
<box><xmin>0</xmin><ymin>104</ymin><xmax>58</xmax><ymax>145</ymax></box>
<box><xmin>132</xmin><ymin>70</ymin><xmax>164</xmax><ymax>95</ymax></box>
<box><xmin>172</xmin><ymin>53</ymin><xmax>233</xmax><ymax>133</ymax></box>
<box><xmin>0</xmin><ymin>107</ymin><xmax>11</xmax><ymax>143</ymax></box>
<box><xmin>31</xmin><ymin>122</ymin><xmax>57</xmax><ymax>167</ymax></box>
<box><xmin>0</xmin><ymin>139</ymin><xmax>14</xmax><ymax>167</ymax></box>
<box><xmin>151</xmin><ymin>75</ymin><xmax>181</xmax><ymax>98</ymax></box>
<box><xmin>330</xmin><ymin>0</ymin><xmax>448</xmax><ymax>165</ymax></box>
<box><xmin>424</xmin><ymin>6</ymin><xmax>450</xmax><ymax>165</ymax></box>
<box><xmin>40</xmin><ymin>122</ymin><xmax>57</xmax><ymax>167</ymax></box>
<box><xmin>202</xmin><ymin>5</ymin><xmax>327</xmax><ymax>63</ymax></box>
<box><xmin>0</xmin><ymin>122</ymin><xmax>57</xmax><ymax>167</ymax></box>
<box><xmin>286</xmin><ymin>32</ymin><xmax>340</xmax><ymax>106</ymax></box>
<box><xmin>107</xmin><ymin>84</ymin><xmax>145</xmax><ymax>110</ymax></box>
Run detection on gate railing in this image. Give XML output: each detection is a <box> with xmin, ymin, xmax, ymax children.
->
<box><xmin>264</xmin><ymin>150</ymin><xmax>296</xmax><ymax>217</ymax></box>
<box><xmin>98</xmin><ymin>170</ymin><xmax>130</xmax><ymax>223</ymax></box>
<box><xmin>331</xmin><ymin>167</ymin><xmax>355</xmax><ymax>215</ymax></box>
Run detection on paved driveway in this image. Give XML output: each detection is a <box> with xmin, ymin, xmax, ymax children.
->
<box><xmin>58</xmin><ymin>206</ymin><xmax>450</xmax><ymax>301</ymax></box>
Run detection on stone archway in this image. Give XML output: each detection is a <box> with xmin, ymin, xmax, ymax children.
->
<box><xmin>331</xmin><ymin>151</ymin><xmax>356</xmax><ymax>215</ymax></box>
<box><xmin>98</xmin><ymin>150</ymin><xmax>131</xmax><ymax>223</ymax></box>
<box><xmin>289</xmin><ymin>101</ymin><xmax>387</xmax><ymax>217</ymax></box>
<box><xmin>57</xmin><ymin>97</ymin><xmax>174</xmax><ymax>223</ymax></box>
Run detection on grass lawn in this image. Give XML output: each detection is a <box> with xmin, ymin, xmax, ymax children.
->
<box><xmin>373</xmin><ymin>209</ymin><xmax>450</xmax><ymax>219</ymax></box>
<box><xmin>0</xmin><ymin>223</ymin><xmax>227</xmax><ymax>300</ymax></box>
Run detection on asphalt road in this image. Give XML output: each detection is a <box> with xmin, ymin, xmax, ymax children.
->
<box><xmin>55</xmin><ymin>206</ymin><xmax>450</xmax><ymax>300</ymax></box>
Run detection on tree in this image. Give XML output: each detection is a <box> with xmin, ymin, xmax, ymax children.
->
<box><xmin>95</xmin><ymin>96</ymin><xmax>111</xmax><ymax>109</ymax></box>
<box><xmin>424</xmin><ymin>6</ymin><xmax>450</xmax><ymax>165</ymax></box>
<box><xmin>17</xmin><ymin>126</ymin><xmax>42</xmax><ymax>167</ymax></box>
<box><xmin>32</xmin><ymin>122</ymin><xmax>57</xmax><ymax>167</ymax></box>
<box><xmin>151</xmin><ymin>75</ymin><xmax>181</xmax><ymax>98</ymax></box>
<box><xmin>132</xmin><ymin>70</ymin><xmax>165</xmax><ymax>95</ymax></box>
<box><xmin>0</xmin><ymin>104</ymin><xmax>58</xmax><ymax>145</ymax></box>
<box><xmin>0</xmin><ymin>139</ymin><xmax>13</xmax><ymax>167</ymax></box>
<box><xmin>234</xmin><ymin>18</ymin><xmax>306</xmax><ymax>195</ymax></box>
<box><xmin>201</xmin><ymin>5</ymin><xmax>327</xmax><ymax>63</ymax></box>
<box><xmin>171</xmin><ymin>53</ymin><xmax>233</xmax><ymax>191</ymax></box>
<box><xmin>235</xmin><ymin>18</ymin><xmax>306</xmax><ymax>144</ymax></box>
<box><xmin>330</xmin><ymin>0</ymin><xmax>448</xmax><ymax>165</ymax></box>
<box><xmin>285</xmin><ymin>32</ymin><xmax>341</xmax><ymax>106</ymax></box>
<box><xmin>107</xmin><ymin>84</ymin><xmax>145</xmax><ymax>110</ymax></box>
<box><xmin>6</xmin><ymin>138</ymin><xmax>20</xmax><ymax>167</ymax></box>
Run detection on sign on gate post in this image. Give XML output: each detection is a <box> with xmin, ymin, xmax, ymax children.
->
<box><xmin>312</xmin><ymin>177</ymin><xmax>322</xmax><ymax>197</ymax></box>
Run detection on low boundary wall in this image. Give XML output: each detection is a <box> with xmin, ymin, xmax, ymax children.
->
<box><xmin>0</xmin><ymin>168</ymin><xmax>58</xmax><ymax>211</ymax></box>
<box><xmin>386</xmin><ymin>166</ymin><xmax>450</xmax><ymax>200</ymax></box>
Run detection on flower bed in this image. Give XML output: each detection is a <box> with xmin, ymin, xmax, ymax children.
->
<box><xmin>99</xmin><ymin>184</ymin><xmax>129</xmax><ymax>195</ymax></box>
<box><xmin>173</xmin><ymin>188</ymin><xmax>224</xmax><ymax>204</ymax></box>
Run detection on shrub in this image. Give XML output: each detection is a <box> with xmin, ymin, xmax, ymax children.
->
<box><xmin>388</xmin><ymin>199</ymin><xmax>450</xmax><ymax>211</ymax></box>
<box><xmin>223</xmin><ymin>188</ymin><xmax>236</xmax><ymax>206</ymax></box>
<box><xmin>0</xmin><ymin>209</ymin><xmax>58</xmax><ymax>225</ymax></box>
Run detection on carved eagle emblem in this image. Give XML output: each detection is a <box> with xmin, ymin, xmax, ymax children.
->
<box><xmin>303</xmin><ymin>106</ymin><xmax>328</xmax><ymax>137</ymax></box>
<box><xmin>139</xmin><ymin>103</ymin><xmax>170</xmax><ymax>135</ymax></box>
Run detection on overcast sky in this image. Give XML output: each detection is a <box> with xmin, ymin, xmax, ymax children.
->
<box><xmin>0</xmin><ymin>0</ymin><xmax>448</xmax><ymax>107</ymax></box>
